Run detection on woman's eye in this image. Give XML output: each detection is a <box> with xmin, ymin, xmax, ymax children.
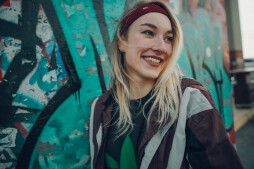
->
<box><xmin>142</xmin><ymin>30</ymin><xmax>154</xmax><ymax>36</ymax></box>
<box><xmin>165</xmin><ymin>36</ymin><xmax>174</xmax><ymax>42</ymax></box>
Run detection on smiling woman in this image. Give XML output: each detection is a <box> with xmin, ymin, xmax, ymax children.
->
<box><xmin>119</xmin><ymin>12</ymin><xmax>174</xmax><ymax>95</ymax></box>
<box><xmin>89</xmin><ymin>1</ymin><xmax>243</xmax><ymax>169</ymax></box>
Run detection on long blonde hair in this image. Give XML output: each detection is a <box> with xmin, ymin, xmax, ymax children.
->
<box><xmin>109</xmin><ymin>0</ymin><xmax>183</xmax><ymax>135</ymax></box>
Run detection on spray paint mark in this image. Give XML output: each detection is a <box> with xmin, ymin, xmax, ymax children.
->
<box><xmin>0</xmin><ymin>148</ymin><xmax>17</xmax><ymax>169</ymax></box>
<box><xmin>14</xmin><ymin>123</ymin><xmax>28</xmax><ymax>138</ymax></box>
<box><xmin>80</xmin><ymin>46</ymin><xmax>86</xmax><ymax>57</ymax></box>
<box><xmin>0</xmin><ymin>128</ymin><xmax>18</xmax><ymax>148</ymax></box>
<box><xmin>42</xmin><ymin>70</ymin><xmax>58</xmax><ymax>82</ymax></box>
<box><xmin>0</xmin><ymin>58</ymin><xmax>2</xmax><ymax>81</ymax></box>
<box><xmin>2</xmin><ymin>0</ymin><xmax>10</xmax><ymax>7</ymax></box>
<box><xmin>90</xmin><ymin>36</ymin><xmax>106</xmax><ymax>93</ymax></box>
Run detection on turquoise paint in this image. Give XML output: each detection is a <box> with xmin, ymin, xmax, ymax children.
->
<box><xmin>29</xmin><ymin>36</ymin><xmax>66</xmax><ymax>92</ymax></box>
<box><xmin>29</xmin><ymin>94</ymin><xmax>91</xmax><ymax>169</ymax></box>
<box><xmin>29</xmin><ymin>0</ymin><xmax>111</xmax><ymax>168</ymax></box>
<box><xmin>1</xmin><ymin>52</ymin><xmax>10</xmax><ymax>71</ymax></box>
<box><xmin>177</xmin><ymin>6</ymin><xmax>233</xmax><ymax>129</ymax></box>
<box><xmin>29</xmin><ymin>55</ymin><xmax>58</xmax><ymax>91</ymax></box>
<box><xmin>13</xmin><ymin>93</ymin><xmax>44</xmax><ymax>110</ymax></box>
<box><xmin>103</xmin><ymin>0</ymin><xmax>126</xmax><ymax>41</ymax></box>
<box><xmin>177</xmin><ymin>47</ymin><xmax>193</xmax><ymax>78</ymax></box>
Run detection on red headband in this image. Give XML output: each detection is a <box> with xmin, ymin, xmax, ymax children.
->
<box><xmin>122</xmin><ymin>4</ymin><xmax>169</xmax><ymax>30</ymax></box>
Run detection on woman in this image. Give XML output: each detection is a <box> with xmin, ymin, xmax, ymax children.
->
<box><xmin>89</xmin><ymin>1</ymin><xmax>243</xmax><ymax>169</ymax></box>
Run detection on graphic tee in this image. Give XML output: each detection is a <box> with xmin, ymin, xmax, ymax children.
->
<box><xmin>105</xmin><ymin>91</ymin><xmax>153</xmax><ymax>169</ymax></box>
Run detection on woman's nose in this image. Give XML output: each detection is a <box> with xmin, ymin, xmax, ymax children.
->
<box><xmin>151</xmin><ymin>36</ymin><xmax>167</xmax><ymax>54</ymax></box>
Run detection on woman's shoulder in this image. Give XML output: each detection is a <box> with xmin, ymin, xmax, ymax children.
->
<box><xmin>181</xmin><ymin>77</ymin><xmax>210</xmax><ymax>94</ymax></box>
<box><xmin>180</xmin><ymin>77</ymin><xmax>216</xmax><ymax>110</ymax></box>
<box><xmin>181</xmin><ymin>77</ymin><xmax>202</xmax><ymax>91</ymax></box>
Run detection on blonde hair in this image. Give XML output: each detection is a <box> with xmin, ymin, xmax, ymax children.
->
<box><xmin>109</xmin><ymin>0</ymin><xmax>183</xmax><ymax>135</ymax></box>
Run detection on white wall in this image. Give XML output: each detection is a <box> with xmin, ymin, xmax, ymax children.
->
<box><xmin>238</xmin><ymin>0</ymin><xmax>254</xmax><ymax>59</ymax></box>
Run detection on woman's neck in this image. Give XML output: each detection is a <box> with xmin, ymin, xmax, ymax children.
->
<box><xmin>129</xmin><ymin>79</ymin><xmax>155</xmax><ymax>99</ymax></box>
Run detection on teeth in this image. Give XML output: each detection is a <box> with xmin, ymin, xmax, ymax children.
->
<box><xmin>144</xmin><ymin>57</ymin><xmax>160</xmax><ymax>63</ymax></box>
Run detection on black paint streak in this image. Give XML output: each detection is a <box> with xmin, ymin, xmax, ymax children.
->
<box><xmin>0</xmin><ymin>19</ymin><xmax>44</xmax><ymax>47</ymax></box>
<box><xmin>49</xmin><ymin>44</ymin><xmax>57</xmax><ymax>71</ymax></box>
<box><xmin>0</xmin><ymin>0</ymin><xmax>40</xmax><ymax>126</ymax></box>
<box><xmin>0</xmin><ymin>0</ymin><xmax>81</xmax><ymax>168</ymax></box>
<box><xmin>203</xmin><ymin>67</ymin><xmax>227</xmax><ymax>128</ymax></box>
<box><xmin>11</xmin><ymin>106</ymin><xmax>41</xmax><ymax>123</ymax></box>
<box><xmin>90</xmin><ymin>36</ymin><xmax>107</xmax><ymax>93</ymax></box>
<box><xmin>0</xmin><ymin>149</ymin><xmax>16</xmax><ymax>168</ymax></box>
<box><xmin>73</xmin><ymin>90</ymin><xmax>81</xmax><ymax>103</ymax></box>
<box><xmin>183</xmin><ymin>41</ymin><xmax>196</xmax><ymax>79</ymax></box>
<box><xmin>202</xmin><ymin>63</ymin><xmax>220</xmax><ymax>104</ymax></box>
<box><xmin>40</xmin><ymin>0</ymin><xmax>80</xmax><ymax>87</ymax></box>
<box><xmin>92</xmin><ymin>0</ymin><xmax>111</xmax><ymax>60</ymax></box>
<box><xmin>78</xmin><ymin>89</ymin><xmax>80</xmax><ymax>103</ymax></box>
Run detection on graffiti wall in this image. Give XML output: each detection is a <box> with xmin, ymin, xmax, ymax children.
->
<box><xmin>0</xmin><ymin>0</ymin><xmax>232</xmax><ymax>168</ymax></box>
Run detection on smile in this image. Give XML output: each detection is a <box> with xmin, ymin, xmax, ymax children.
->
<box><xmin>142</xmin><ymin>56</ymin><xmax>163</xmax><ymax>67</ymax></box>
<box><xmin>144</xmin><ymin>57</ymin><xmax>161</xmax><ymax>63</ymax></box>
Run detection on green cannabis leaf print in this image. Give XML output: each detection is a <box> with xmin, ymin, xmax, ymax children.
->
<box><xmin>120</xmin><ymin>135</ymin><xmax>138</xmax><ymax>169</ymax></box>
<box><xmin>105</xmin><ymin>135</ymin><xmax>138</xmax><ymax>169</ymax></box>
<box><xmin>105</xmin><ymin>153</ymin><xmax>119</xmax><ymax>169</ymax></box>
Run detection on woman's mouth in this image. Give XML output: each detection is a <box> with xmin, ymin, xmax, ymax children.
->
<box><xmin>142</xmin><ymin>56</ymin><xmax>163</xmax><ymax>66</ymax></box>
<box><xmin>144</xmin><ymin>57</ymin><xmax>160</xmax><ymax>63</ymax></box>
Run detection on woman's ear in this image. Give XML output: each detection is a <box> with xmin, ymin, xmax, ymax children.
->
<box><xmin>118</xmin><ymin>37</ymin><xmax>126</xmax><ymax>53</ymax></box>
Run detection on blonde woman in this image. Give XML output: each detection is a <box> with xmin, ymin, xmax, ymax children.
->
<box><xmin>89</xmin><ymin>1</ymin><xmax>243</xmax><ymax>169</ymax></box>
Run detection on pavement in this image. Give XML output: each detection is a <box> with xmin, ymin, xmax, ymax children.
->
<box><xmin>234</xmin><ymin>103</ymin><xmax>254</xmax><ymax>169</ymax></box>
<box><xmin>236</xmin><ymin>116</ymin><xmax>254</xmax><ymax>169</ymax></box>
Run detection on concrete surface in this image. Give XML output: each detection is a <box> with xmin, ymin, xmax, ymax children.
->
<box><xmin>233</xmin><ymin>100</ymin><xmax>254</xmax><ymax>131</ymax></box>
<box><xmin>236</xmin><ymin>116</ymin><xmax>254</xmax><ymax>169</ymax></box>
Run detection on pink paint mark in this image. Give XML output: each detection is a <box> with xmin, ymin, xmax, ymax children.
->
<box><xmin>0</xmin><ymin>36</ymin><xmax>2</xmax><ymax>81</ymax></box>
<box><xmin>2</xmin><ymin>0</ymin><xmax>10</xmax><ymax>7</ymax></box>
<box><xmin>187</xmin><ymin>0</ymin><xmax>197</xmax><ymax>15</ymax></box>
<box><xmin>0</xmin><ymin>55</ymin><xmax>2</xmax><ymax>81</ymax></box>
<box><xmin>14</xmin><ymin>122</ymin><xmax>28</xmax><ymax>138</ymax></box>
<box><xmin>37</xmin><ymin>141</ymin><xmax>55</xmax><ymax>153</ymax></box>
<box><xmin>40</xmin><ymin>39</ymin><xmax>54</xmax><ymax>65</ymax></box>
<box><xmin>36</xmin><ymin>141</ymin><xmax>62</xmax><ymax>156</ymax></box>
<box><xmin>0</xmin><ymin>70</ymin><xmax>2</xmax><ymax>82</ymax></box>
<box><xmin>86</xmin><ymin>68</ymin><xmax>93</xmax><ymax>72</ymax></box>
<box><xmin>39</xmin><ymin>5</ymin><xmax>43</xmax><ymax>11</ymax></box>
<box><xmin>228</xmin><ymin>126</ymin><xmax>236</xmax><ymax>145</ymax></box>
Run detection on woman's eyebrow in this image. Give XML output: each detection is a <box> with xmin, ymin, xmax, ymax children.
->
<box><xmin>140</xmin><ymin>23</ymin><xmax>157</xmax><ymax>29</ymax></box>
<box><xmin>140</xmin><ymin>23</ymin><xmax>173</xmax><ymax>34</ymax></box>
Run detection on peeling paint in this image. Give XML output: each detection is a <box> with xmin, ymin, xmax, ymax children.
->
<box><xmin>42</xmin><ymin>70</ymin><xmax>57</xmax><ymax>82</ymax></box>
<box><xmin>0</xmin><ymin>128</ymin><xmax>18</xmax><ymax>148</ymax></box>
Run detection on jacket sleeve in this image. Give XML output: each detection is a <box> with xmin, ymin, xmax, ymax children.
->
<box><xmin>185</xmin><ymin>86</ymin><xmax>243</xmax><ymax>169</ymax></box>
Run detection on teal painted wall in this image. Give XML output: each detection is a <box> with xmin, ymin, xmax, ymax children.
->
<box><xmin>0</xmin><ymin>0</ymin><xmax>232</xmax><ymax>168</ymax></box>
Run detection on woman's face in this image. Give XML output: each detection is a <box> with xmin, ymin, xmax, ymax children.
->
<box><xmin>120</xmin><ymin>12</ymin><xmax>173</xmax><ymax>84</ymax></box>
